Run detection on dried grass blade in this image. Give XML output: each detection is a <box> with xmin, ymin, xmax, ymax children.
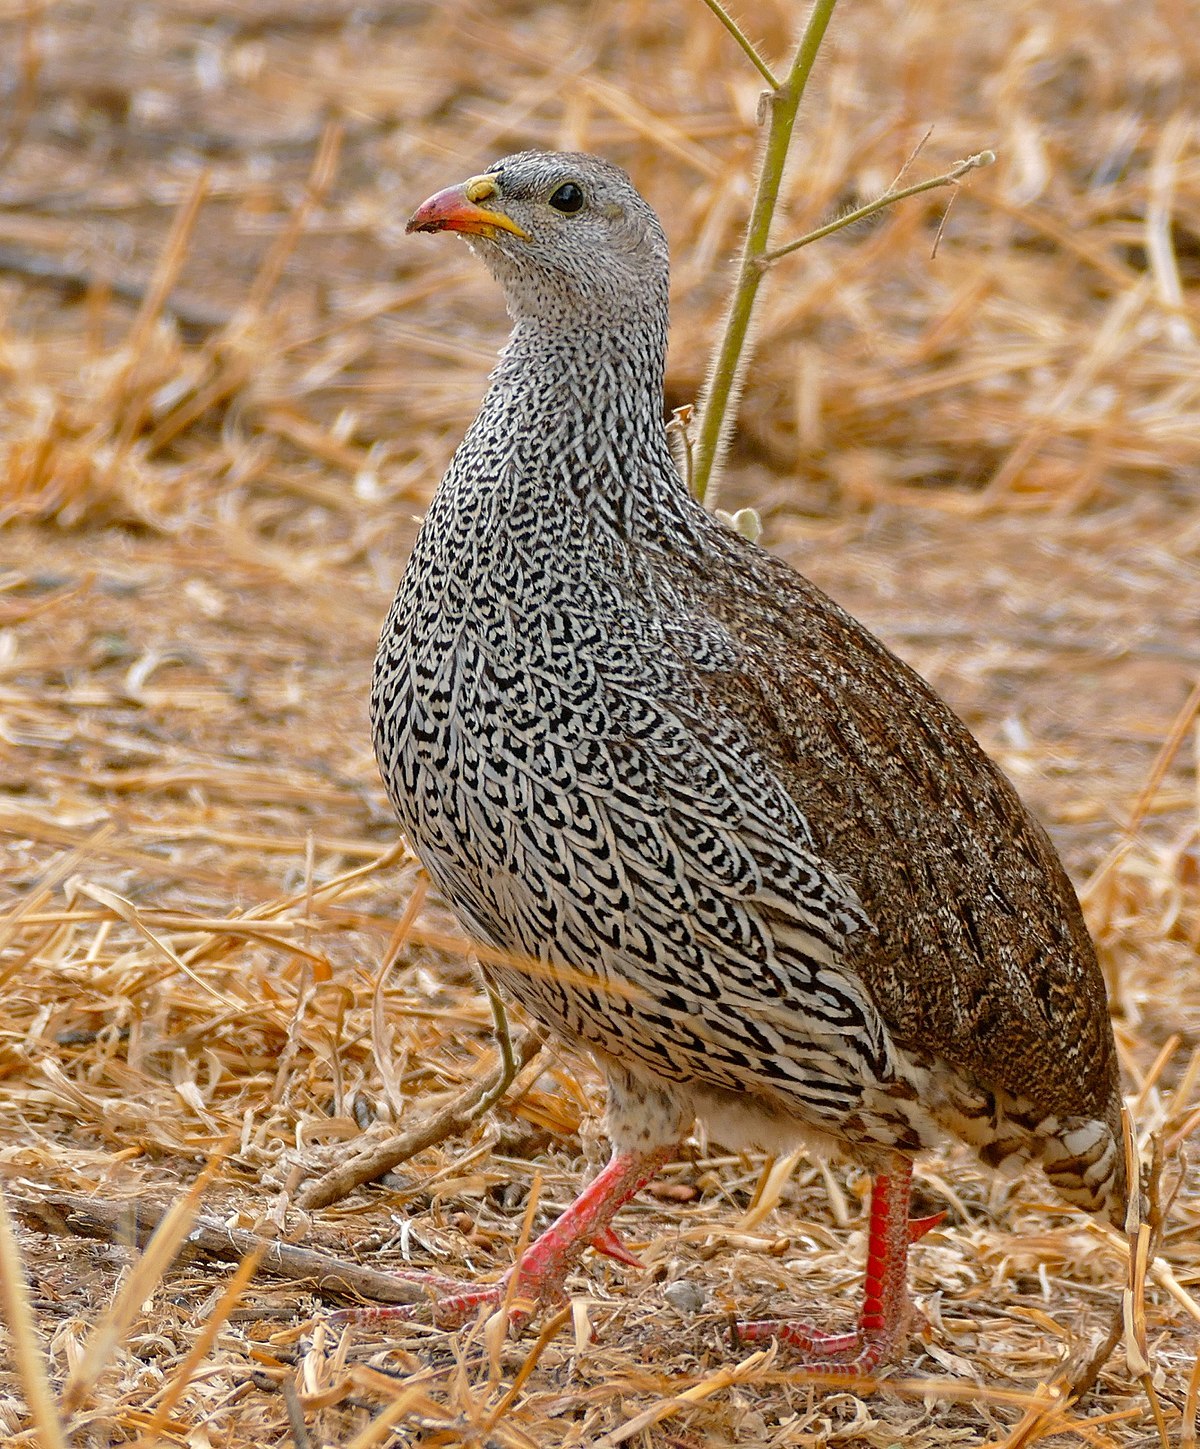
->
<box><xmin>1131</xmin><ymin>1033</ymin><xmax>1182</xmax><ymax>1115</ymax></box>
<box><xmin>985</xmin><ymin>1377</ymin><xmax>1067</xmax><ymax>1448</ymax></box>
<box><xmin>370</xmin><ymin>874</ymin><xmax>428</xmax><ymax>1119</ymax></box>
<box><xmin>0</xmin><ymin>1185</ymin><xmax>68</xmax><ymax>1449</ymax></box>
<box><xmin>739</xmin><ymin>1146</ymin><xmax>804</xmax><ymax>1230</ymax></box>
<box><xmin>1142</xmin><ymin>1374</ymin><xmax>1173</xmax><ymax>1449</ymax></box>
<box><xmin>143</xmin><ymin>1246</ymin><xmax>266</xmax><ymax>1432</ymax></box>
<box><xmin>592</xmin><ymin>1350</ymin><xmax>770</xmax><ymax>1447</ymax></box>
<box><xmin>482</xmin><ymin>1303</ymin><xmax>573</xmax><ymax>1431</ymax></box>
<box><xmin>1124</xmin><ymin>676</ymin><xmax>1200</xmax><ymax>839</ymax></box>
<box><xmin>242</xmin><ymin>121</ymin><xmax>343</xmax><ymax>319</ymax></box>
<box><xmin>1145</xmin><ymin>112</ymin><xmax>1198</xmax><ymax>346</ymax></box>
<box><xmin>1122</xmin><ymin>1107</ymin><xmax>1152</xmax><ymax>1378</ymax></box>
<box><xmin>0</xmin><ymin>824</ymin><xmax>115</xmax><ymax>958</ymax></box>
<box><xmin>1181</xmin><ymin>1347</ymin><xmax>1200</xmax><ymax>1449</ymax></box>
<box><xmin>72</xmin><ymin>877</ymin><xmax>238</xmax><ymax>1007</ymax></box>
<box><xmin>341</xmin><ymin>1372</ymin><xmax>442</xmax><ymax>1448</ymax></box>
<box><xmin>124</xmin><ymin>168</ymin><xmax>210</xmax><ymax>359</ymax></box>
<box><xmin>61</xmin><ymin>1139</ymin><xmax>232</xmax><ymax>1413</ymax></box>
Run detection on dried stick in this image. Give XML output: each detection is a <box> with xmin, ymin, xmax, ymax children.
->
<box><xmin>295</xmin><ymin>1006</ymin><xmax>542</xmax><ymax>1211</ymax></box>
<box><xmin>12</xmin><ymin>1190</ymin><xmax>430</xmax><ymax>1307</ymax></box>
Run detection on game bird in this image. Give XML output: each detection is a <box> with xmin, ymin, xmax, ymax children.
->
<box><xmin>369</xmin><ymin>150</ymin><xmax>1125</xmax><ymax>1371</ymax></box>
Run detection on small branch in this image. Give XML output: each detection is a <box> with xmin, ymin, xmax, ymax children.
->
<box><xmin>762</xmin><ymin>150</ymin><xmax>995</xmax><ymax>263</ymax></box>
<box><xmin>697</xmin><ymin>0</ymin><xmax>779</xmax><ymax>88</ymax></box>
<box><xmin>692</xmin><ymin>0</ymin><xmax>840</xmax><ymax>506</ymax></box>
<box><xmin>281</xmin><ymin>1380</ymin><xmax>314</xmax><ymax>1449</ymax></box>
<box><xmin>295</xmin><ymin>1021</ymin><xmax>542</xmax><ymax>1211</ymax></box>
<box><xmin>13</xmin><ymin>1190</ymin><xmax>428</xmax><ymax>1306</ymax></box>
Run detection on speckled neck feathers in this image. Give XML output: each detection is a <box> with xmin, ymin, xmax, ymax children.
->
<box><xmin>464</xmin><ymin>294</ymin><xmax>675</xmax><ymax>537</ymax></box>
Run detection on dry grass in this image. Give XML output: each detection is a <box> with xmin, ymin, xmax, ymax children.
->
<box><xmin>1</xmin><ymin>0</ymin><xmax>1198</xmax><ymax>1444</ymax></box>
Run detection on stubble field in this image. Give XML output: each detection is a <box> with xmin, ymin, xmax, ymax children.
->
<box><xmin>1</xmin><ymin>2</ymin><xmax>1198</xmax><ymax>1445</ymax></box>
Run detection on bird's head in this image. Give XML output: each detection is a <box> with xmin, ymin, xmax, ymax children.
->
<box><xmin>406</xmin><ymin>150</ymin><xmax>669</xmax><ymax>331</ymax></box>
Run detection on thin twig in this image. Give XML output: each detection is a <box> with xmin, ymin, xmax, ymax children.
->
<box><xmin>282</xmin><ymin>1378</ymin><xmax>315</xmax><ymax>1449</ymax></box>
<box><xmin>295</xmin><ymin>1019</ymin><xmax>542</xmax><ymax>1211</ymax></box>
<box><xmin>762</xmin><ymin>150</ymin><xmax>995</xmax><ymax>262</ymax></box>
<box><xmin>480</xmin><ymin>979</ymin><xmax>520</xmax><ymax>1113</ymax></box>
<box><xmin>696</xmin><ymin>0</ymin><xmax>779</xmax><ymax>88</ymax></box>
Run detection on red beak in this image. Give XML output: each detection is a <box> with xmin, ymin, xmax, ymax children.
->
<box><xmin>406</xmin><ymin>177</ymin><xmax>530</xmax><ymax>241</ymax></box>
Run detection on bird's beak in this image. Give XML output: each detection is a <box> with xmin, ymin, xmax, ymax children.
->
<box><xmin>405</xmin><ymin>174</ymin><xmax>531</xmax><ymax>241</ymax></box>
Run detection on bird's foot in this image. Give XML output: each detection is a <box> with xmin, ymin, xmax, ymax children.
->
<box><xmin>330</xmin><ymin>1260</ymin><xmax>549</xmax><ymax>1334</ymax></box>
<box><xmin>733</xmin><ymin>1317</ymin><xmax>898</xmax><ymax>1375</ymax></box>
<box><xmin>332</xmin><ymin>1147</ymin><xmax>666</xmax><ymax>1335</ymax></box>
<box><xmin>733</xmin><ymin>1167</ymin><xmax>943</xmax><ymax>1376</ymax></box>
<box><xmin>333</xmin><ymin>1222</ymin><xmax>646</xmax><ymax>1331</ymax></box>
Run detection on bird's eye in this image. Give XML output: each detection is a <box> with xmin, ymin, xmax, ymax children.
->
<box><xmin>548</xmin><ymin>182</ymin><xmax>585</xmax><ymax>214</ymax></box>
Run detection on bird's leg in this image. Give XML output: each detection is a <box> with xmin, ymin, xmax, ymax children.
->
<box><xmin>508</xmin><ymin>1143</ymin><xmax>671</xmax><ymax>1288</ymax></box>
<box><xmin>336</xmin><ymin>1144</ymin><xmax>672</xmax><ymax>1332</ymax></box>
<box><xmin>737</xmin><ymin>1158</ymin><xmax>943</xmax><ymax>1373</ymax></box>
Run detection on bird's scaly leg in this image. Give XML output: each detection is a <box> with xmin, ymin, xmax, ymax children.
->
<box><xmin>336</xmin><ymin>1144</ymin><xmax>672</xmax><ymax>1332</ymax></box>
<box><xmin>736</xmin><ymin>1158</ymin><xmax>943</xmax><ymax>1373</ymax></box>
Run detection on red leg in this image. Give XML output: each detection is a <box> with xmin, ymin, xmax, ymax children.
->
<box><xmin>737</xmin><ymin>1159</ymin><xmax>940</xmax><ymax>1374</ymax></box>
<box><xmin>335</xmin><ymin>1145</ymin><xmax>671</xmax><ymax>1332</ymax></box>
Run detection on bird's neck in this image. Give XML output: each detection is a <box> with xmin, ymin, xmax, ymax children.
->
<box><xmin>467</xmin><ymin>313</ymin><xmax>685</xmax><ymax>529</ymax></box>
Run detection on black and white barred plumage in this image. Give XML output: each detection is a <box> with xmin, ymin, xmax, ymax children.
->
<box><xmin>373</xmin><ymin>151</ymin><xmax>1124</xmax><ymax>1218</ymax></box>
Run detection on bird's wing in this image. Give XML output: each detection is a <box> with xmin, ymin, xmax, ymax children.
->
<box><xmin>672</xmin><ymin>528</ymin><xmax>1119</xmax><ymax>1128</ymax></box>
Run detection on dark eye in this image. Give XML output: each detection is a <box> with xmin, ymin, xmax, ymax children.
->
<box><xmin>548</xmin><ymin>182</ymin><xmax>584</xmax><ymax>214</ymax></box>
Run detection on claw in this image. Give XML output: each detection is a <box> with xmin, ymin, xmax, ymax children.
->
<box><xmin>907</xmin><ymin>1210</ymin><xmax>946</xmax><ymax>1243</ymax></box>
<box><xmin>590</xmin><ymin>1224</ymin><xmax>645</xmax><ymax>1268</ymax></box>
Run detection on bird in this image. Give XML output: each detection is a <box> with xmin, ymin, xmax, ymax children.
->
<box><xmin>369</xmin><ymin>149</ymin><xmax>1126</xmax><ymax>1372</ymax></box>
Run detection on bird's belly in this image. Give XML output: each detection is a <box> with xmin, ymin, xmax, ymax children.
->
<box><xmin>384</xmin><ymin>701</ymin><xmax>905</xmax><ymax>1133</ymax></box>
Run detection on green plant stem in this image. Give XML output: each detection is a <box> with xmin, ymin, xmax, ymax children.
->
<box><xmin>692</xmin><ymin>0</ymin><xmax>840</xmax><ymax>507</ymax></box>
<box><xmin>763</xmin><ymin>150</ymin><xmax>995</xmax><ymax>262</ymax></box>
<box><xmin>479</xmin><ymin>979</ymin><xmax>519</xmax><ymax>1113</ymax></box>
<box><xmin>696</xmin><ymin>0</ymin><xmax>779</xmax><ymax>88</ymax></box>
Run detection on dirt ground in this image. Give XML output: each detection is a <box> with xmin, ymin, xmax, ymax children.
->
<box><xmin>1</xmin><ymin>2</ymin><xmax>1198</xmax><ymax>1446</ymax></box>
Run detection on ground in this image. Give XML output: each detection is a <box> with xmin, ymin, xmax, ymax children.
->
<box><xmin>1</xmin><ymin>2</ymin><xmax>1198</xmax><ymax>1446</ymax></box>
